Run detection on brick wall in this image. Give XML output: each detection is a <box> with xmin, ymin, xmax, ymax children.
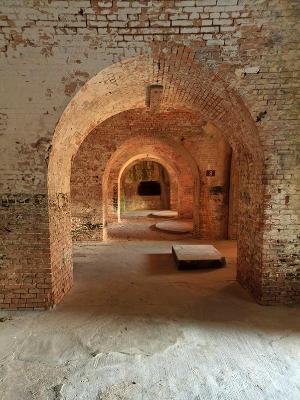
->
<box><xmin>0</xmin><ymin>194</ymin><xmax>51</xmax><ymax>309</ymax></box>
<box><xmin>0</xmin><ymin>0</ymin><xmax>299</xmax><ymax>307</ymax></box>
<box><xmin>228</xmin><ymin>152</ymin><xmax>238</xmax><ymax>239</ymax></box>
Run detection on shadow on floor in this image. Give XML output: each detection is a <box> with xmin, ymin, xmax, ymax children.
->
<box><xmin>145</xmin><ymin>253</ymin><xmax>225</xmax><ymax>276</ymax></box>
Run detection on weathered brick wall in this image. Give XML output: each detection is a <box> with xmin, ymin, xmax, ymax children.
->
<box><xmin>48</xmin><ymin>193</ymin><xmax>73</xmax><ymax>305</ymax></box>
<box><xmin>182</xmin><ymin>122</ymin><xmax>232</xmax><ymax>239</ymax></box>
<box><xmin>0</xmin><ymin>194</ymin><xmax>51</xmax><ymax>309</ymax></box>
<box><xmin>0</xmin><ymin>0</ymin><xmax>299</xmax><ymax>308</ymax></box>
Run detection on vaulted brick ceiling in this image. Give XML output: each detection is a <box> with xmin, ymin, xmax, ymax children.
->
<box><xmin>49</xmin><ymin>44</ymin><xmax>262</xmax><ymax>194</ymax></box>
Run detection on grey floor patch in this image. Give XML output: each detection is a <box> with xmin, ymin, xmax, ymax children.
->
<box><xmin>0</xmin><ymin>240</ymin><xmax>299</xmax><ymax>400</ymax></box>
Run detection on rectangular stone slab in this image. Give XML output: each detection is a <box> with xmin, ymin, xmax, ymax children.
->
<box><xmin>172</xmin><ymin>245</ymin><xmax>226</xmax><ymax>270</ymax></box>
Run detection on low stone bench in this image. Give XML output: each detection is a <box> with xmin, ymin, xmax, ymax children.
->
<box><xmin>172</xmin><ymin>245</ymin><xmax>226</xmax><ymax>270</ymax></box>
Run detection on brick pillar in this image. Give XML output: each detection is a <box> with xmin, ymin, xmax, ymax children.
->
<box><xmin>0</xmin><ymin>193</ymin><xmax>52</xmax><ymax>309</ymax></box>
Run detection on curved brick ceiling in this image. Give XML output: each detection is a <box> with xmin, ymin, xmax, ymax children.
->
<box><xmin>49</xmin><ymin>44</ymin><xmax>262</xmax><ymax>194</ymax></box>
<box><xmin>103</xmin><ymin>135</ymin><xmax>198</xmax><ymax>183</ymax></box>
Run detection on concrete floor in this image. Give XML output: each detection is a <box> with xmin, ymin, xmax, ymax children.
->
<box><xmin>0</xmin><ymin>220</ymin><xmax>300</xmax><ymax>399</ymax></box>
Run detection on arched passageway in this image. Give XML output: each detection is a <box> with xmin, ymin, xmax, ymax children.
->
<box><xmin>119</xmin><ymin>160</ymin><xmax>173</xmax><ymax>215</ymax></box>
<box><xmin>49</xmin><ymin>44</ymin><xmax>265</xmax><ymax>306</ymax></box>
<box><xmin>70</xmin><ymin>111</ymin><xmax>232</xmax><ymax>243</ymax></box>
<box><xmin>102</xmin><ymin>136</ymin><xmax>197</xmax><ymax>230</ymax></box>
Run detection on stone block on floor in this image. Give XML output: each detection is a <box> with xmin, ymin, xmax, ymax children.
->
<box><xmin>172</xmin><ymin>244</ymin><xmax>226</xmax><ymax>270</ymax></box>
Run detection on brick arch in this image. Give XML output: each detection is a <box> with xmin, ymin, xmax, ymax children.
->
<box><xmin>48</xmin><ymin>45</ymin><xmax>264</xmax><ymax>306</ymax></box>
<box><xmin>49</xmin><ymin>46</ymin><xmax>262</xmax><ymax>196</ymax></box>
<box><xmin>106</xmin><ymin>154</ymin><xmax>180</xmax><ymax>225</ymax></box>
<box><xmin>102</xmin><ymin>136</ymin><xmax>198</xmax><ymax>237</ymax></box>
<box><xmin>118</xmin><ymin>156</ymin><xmax>179</xmax><ymax>220</ymax></box>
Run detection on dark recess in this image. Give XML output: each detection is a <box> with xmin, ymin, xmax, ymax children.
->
<box><xmin>138</xmin><ymin>181</ymin><xmax>161</xmax><ymax>196</ymax></box>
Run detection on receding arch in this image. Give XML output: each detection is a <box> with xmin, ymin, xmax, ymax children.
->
<box><xmin>48</xmin><ymin>44</ymin><xmax>264</xmax><ymax>306</ymax></box>
<box><xmin>49</xmin><ymin>47</ymin><xmax>262</xmax><ymax>196</ymax></box>
<box><xmin>118</xmin><ymin>156</ymin><xmax>178</xmax><ymax>220</ymax></box>
<box><xmin>119</xmin><ymin>158</ymin><xmax>174</xmax><ymax>217</ymax></box>
<box><xmin>106</xmin><ymin>153</ymin><xmax>179</xmax><ymax>224</ymax></box>
<box><xmin>102</xmin><ymin>135</ymin><xmax>198</xmax><ymax>234</ymax></box>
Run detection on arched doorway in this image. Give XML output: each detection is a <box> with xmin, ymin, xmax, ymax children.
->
<box><xmin>101</xmin><ymin>136</ymin><xmax>198</xmax><ymax>234</ymax></box>
<box><xmin>48</xmin><ymin>45</ymin><xmax>265</xmax><ymax>306</ymax></box>
<box><xmin>120</xmin><ymin>160</ymin><xmax>173</xmax><ymax>215</ymax></box>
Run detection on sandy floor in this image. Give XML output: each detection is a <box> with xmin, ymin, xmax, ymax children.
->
<box><xmin>108</xmin><ymin>210</ymin><xmax>193</xmax><ymax>241</ymax></box>
<box><xmin>0</xmin><ymin>218</ymin><xmax>300</xmax><ymax>399</ymax></box>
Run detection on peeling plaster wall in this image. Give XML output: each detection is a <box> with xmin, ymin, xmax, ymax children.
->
<box><xmin>0</xmin><ymin>0</ymin><xmax>299</xmax><ymax>308</ymax></box>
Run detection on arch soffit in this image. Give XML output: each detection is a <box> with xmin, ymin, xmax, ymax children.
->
<box><xmin>49</xmin><ymin>46</ymin><xmax>263</xmax><ymax>194</ymax></box>
<box><xmin>102</xmin><ymin>136</ymin><xmax>198</xmax><ymax>191</ymax></box>
<box><xmin>118</xmin><ymin>155</ymin><xmax>178</xmax><ymax>186</ymax></box>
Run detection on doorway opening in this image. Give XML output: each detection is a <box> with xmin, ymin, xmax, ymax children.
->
<box><xmin>100</xmin><ymin>135</ymin><xmax>198</xmax><ymax>241</ymax></box>
<box><xmin>48</xmin><ymin>47</ymin><xmax>265</xmax><ymax>308</ymax></box>
<box><xmin>121</xmin><ymin>160</ymin><xmax>171</xmax><ymax>216</ymax></box>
